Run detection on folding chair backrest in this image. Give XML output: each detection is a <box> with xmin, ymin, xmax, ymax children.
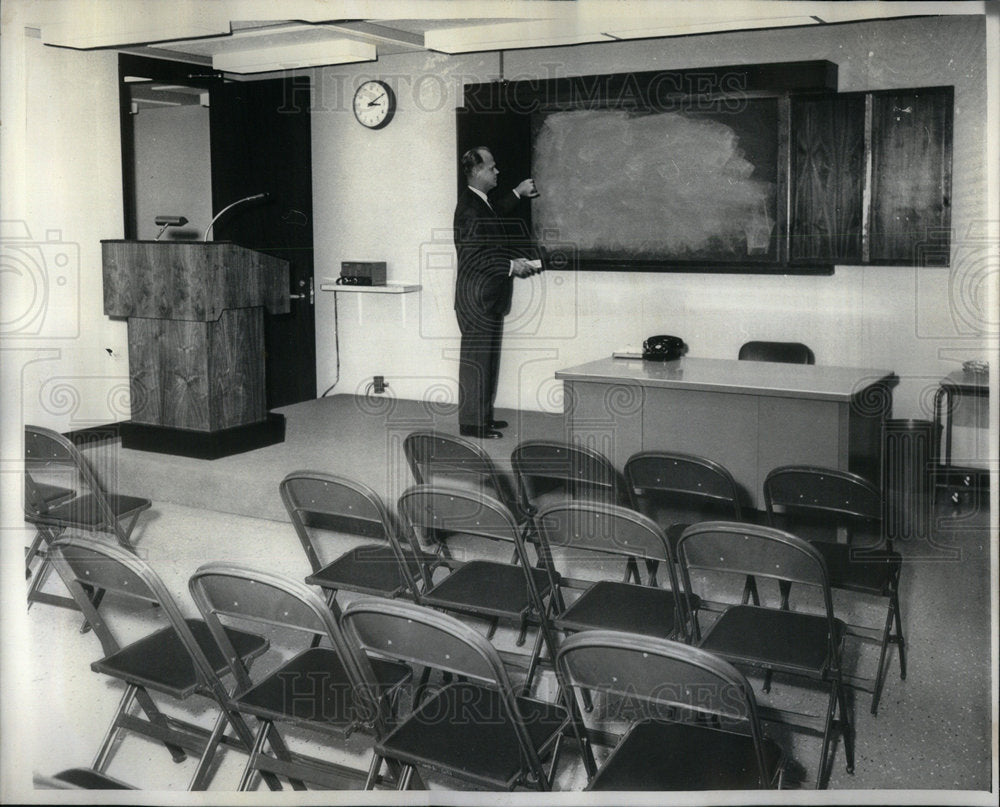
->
<box><xmin>24</xmin><ymin>425</ymin><xmax>85</xmax><ymax>514</ymax></box>
<box><xmin>403</xmin><ymin>431</ymin><xmax>516</xmax><ymax>510</ymax></box>
<box><xmin>677</xmin><ymin>521</ymin><xmax>829</xmax><ymax>591</ymax></box>
<box><xmin>279</xmin><ymin>471</ymin><xmax>396</xmax><ymax>571</ymax></box>
<box><xmin>624</xmin><ymin>451</ymin><xmax>743</xmax><ymax>520</ymax></box>
<box><xmin>189</xmin><ymin>563</ymin><xmax>366</xmax><ymax>695</ymax></box>
<box><xmin>398</xmin><ymin>484</ymin><xmax>522</xmax><ymax>548</ymax></box>
<box><xmin>738</xmin><ymin>340</ymin><xmax>815</xmax><ymax>364</ymax></box>
<box><xmin>49</xmin><ymin>536</ymin><xmax>216</xmax><ymax>685</ymax></box>
<box><xmin>557</xmin><ymin>630</ymin><xmax>762</xmax><ymax>729</ymax></box>
<box><xmin>534</xmin><ymin>501</ymin><xmax>673</xmax><ymax>567</ymax></box>
<box><xmin>763</xmin><ymin>466</ymin><xmax>882</xmax><ymax>545</ymax></box>
<box><xmin>511</xmin><ymin>440</ymin><xmax>624</xmax><ymax>510</ymax></box>
<box><xmin>344</xmin><ymin>597</ymin><xmax>506</xmax><ymax>685</ymax></box>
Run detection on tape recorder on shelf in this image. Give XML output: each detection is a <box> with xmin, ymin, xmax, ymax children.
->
<box><xmin>338</xmin><ymin>261</ymin><xmax>386</xmax><ymax>287</ymax></box>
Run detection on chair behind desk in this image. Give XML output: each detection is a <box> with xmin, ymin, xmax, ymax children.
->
<box><xmin>739</xmin><ymin>341</ymin><xmax>815</xmax><ymax>365</ymax></box>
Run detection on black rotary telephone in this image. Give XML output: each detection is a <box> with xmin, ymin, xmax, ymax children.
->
<box><xmin>642</xmin><ymin>334</ymin><xmax>687</xmax><ymax>361</ymax></box>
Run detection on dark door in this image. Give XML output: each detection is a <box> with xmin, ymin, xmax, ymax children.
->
<box><xmin>210</xmin><ymin>78</ymin><xmax>316</xmax><ymax>409</ymax></box>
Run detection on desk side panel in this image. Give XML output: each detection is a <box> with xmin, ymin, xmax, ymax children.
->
<box><xmin>563</xmin><ymin>380</ymin><xmax>643</xmax><ymax>469</ymax></box>
<box><xmin>757</xmin><ymin>396</ymin><xmax>842</xmax><ymax>495</ymax></box>
<box><xmin>641</xmin><ymin>387</ymin><xmax>759</xmax><ymax>508</ymax></box>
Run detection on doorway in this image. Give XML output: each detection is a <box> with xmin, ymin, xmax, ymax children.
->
<box><xmin>119</xmin><ymin>55</ymin><xmax>316</xmax><ymax>409</ymax></box>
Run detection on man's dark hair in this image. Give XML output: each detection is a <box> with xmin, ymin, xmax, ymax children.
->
<box><xmin>461</xmin><ymin>146</ymin><xmax>490</xmax><ymax>179</ymax></box>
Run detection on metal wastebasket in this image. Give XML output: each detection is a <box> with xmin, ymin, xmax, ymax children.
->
<box><xmin>881</xmin><ymin>418</ymin><xmax>941</xmax><ymax>542</ymax></box>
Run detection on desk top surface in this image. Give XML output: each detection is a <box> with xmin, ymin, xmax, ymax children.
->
<box><xmin>556</xmin><ymin>356</ymin><xmax>896</xmax><ymax>402</ymax></box>
<box><xmin>941</xmin><ymin>369</ymin><xmax>990</xmax><ymax>392</ymax></box>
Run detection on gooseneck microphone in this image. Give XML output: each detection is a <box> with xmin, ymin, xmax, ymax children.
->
<box><xmin>203</xmin><ymin>193</ymin><xmax>270</xmax><ymax>242</ymax></box>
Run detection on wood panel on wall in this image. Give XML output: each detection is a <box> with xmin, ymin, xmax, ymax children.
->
<box><xmin>869</xmin><ymin>87</ymin><xmax>953</xmax><ymax>264</ymax></box>
<box><xmin>789</xmin><ymin>93</ymin><xmax>866</xmax><ymax>263</ymax></box>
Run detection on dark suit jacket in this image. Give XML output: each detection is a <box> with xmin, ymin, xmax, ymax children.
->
<box><xmin>453</xmin><ymin>188</ymin><xmax>530</xmax><ymax>319</ymax></box>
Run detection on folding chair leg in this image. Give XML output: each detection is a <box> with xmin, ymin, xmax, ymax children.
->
<box><xmin>132</xmin><ymin>686</ymin><xmax>188</xmax><ymax>763</ymax></box>
<box><xmin>836</xmin><ymin>676</ymin><xmax>855</xmax><ymax>774</ymax></box>
<box><xmin>515</xmin><ymin>614</ymin><xmax>529</xmax><ymax>647</ymax></box>
<box><xmin>92</xmin><ymin>684</ymin><xmax>135</xmax><ymax>773</ymax></box>
<box><xmin>311</xmin><ymin>590</ymin><xmax>340</xmax><ymax>648</ymax></box>
<box><xmin>870</xmin><ymin>591</ymin><xmax>906</xmax><ymax>716</ymax></box>
<box><xmin>485</xmin><ymin>616</ymin><xmax>499</xmax><ymax>640</ymax></box>
<box><xmin>644</xmin><ymin>558</ymin><xmax>659</xmax><ymax>587</ymax></box>
<box><xmin>79</xmin><ymin>587</ymin><xmax>105</xmax><ymax>634</ymax></box>
<box><xmin>741</xmin><ymin>575</ymin><xmax>761</xmax><ymax>605</ymax></box>
<box><xmin>815</xmin><ymin>684</ymin><xmax>839</xmax><ymax>789</ymax></box>
<box><xmin>94</xmin><ymin>684</ymin><xmax>187</xmax><ymax>774</ymax></box>
<box><xmin>188</xmin><ymin>709</ymin><xmax>230</xmax><ymax>790</ymax></box>
<box><xmin>396</xmin><ymin>764</ymin><xmax>417</xmax><ymax>790</ymax></box>
<box><xmin>521</xmin><ymin>625</ymin><xmax>547</xmax><ymax>696</ymax></box>
<box><xmin>238</xmin><ymin>722</ymin><xmax>272</xmax><ymax>791</ymax></box>
<box><xmin>893</xmin><ymin>589</ymin><xmax>907</xmax><ymax>680</ymax></box>
<box><xmin>365</xmin><ymin>755</ymin><xmax>384</xmax><ymax>790</ymax></box>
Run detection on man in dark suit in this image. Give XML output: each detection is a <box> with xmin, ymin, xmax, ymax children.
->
<box><xmin>454</xmin><ymin>146</ymin><xmax>541</xmax><ymax>439</ymax></box>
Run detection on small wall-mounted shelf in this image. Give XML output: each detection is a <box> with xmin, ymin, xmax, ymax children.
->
<box><xmin>320</xmin><ymin>282</ymin><xmax>421</xmax><ymax>293</ymax></box>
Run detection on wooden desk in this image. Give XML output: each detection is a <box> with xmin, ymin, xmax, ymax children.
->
<box><xmin>556</xmin><ymin>356</ymin><xmax>896</xmax><ymax>509</ymax></box>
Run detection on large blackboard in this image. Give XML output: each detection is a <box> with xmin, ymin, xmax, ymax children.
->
<box><xmin>530</xmin><ymin>100</ymin><xmax>780</xmax><ymax>265</ymax></box>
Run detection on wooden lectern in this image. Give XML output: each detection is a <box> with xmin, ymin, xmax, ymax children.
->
<box><xmin>102</xmin><ymin>240</ymin><xmax>289</xmax><ymax>458</ymax></box>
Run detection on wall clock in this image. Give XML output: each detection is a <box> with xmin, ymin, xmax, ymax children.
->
<box><xmin>353</xmin><ymin>80</ymin><xmax>396</xmax><ymax>129</ymax></box>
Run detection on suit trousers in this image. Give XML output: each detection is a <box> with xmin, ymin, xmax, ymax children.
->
<box><xmin>457</xmin><ymin>308</ymin><xmax>503</xmax><ymax>429</ymax></box>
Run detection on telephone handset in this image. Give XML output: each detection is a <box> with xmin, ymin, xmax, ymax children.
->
<box><xmin>642</xmin><ymin>334</ymin><xmax>687</xmax><ymax>361</ymax></box>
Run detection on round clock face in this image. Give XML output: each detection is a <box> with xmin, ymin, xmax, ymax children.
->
<box><xmin>353</xmin><ymin>80</ymin><xmax>396</xmax><ymax>129</ymax></box>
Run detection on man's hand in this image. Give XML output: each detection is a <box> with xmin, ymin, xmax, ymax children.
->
<box><xmin>511</xmin><ymin>257</ymin><xmax>543</xmax><ymax>278</ymax></box>
<box><xmin>514</xmin><ymin>178</ymin><xmax>539</xmax><ymax>198</ymax></box>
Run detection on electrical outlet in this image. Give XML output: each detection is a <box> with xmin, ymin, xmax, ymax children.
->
<box><xmin>373</xmin><ymin>375</ymin><xmax>387</xmax><ymax>394</ymax></box>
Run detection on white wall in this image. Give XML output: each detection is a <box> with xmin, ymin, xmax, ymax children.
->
<box><xmin>1</xmin><ymin>32</ymin><xmax>127</xmax><ymax>434</ymax></box>
<box><xmin>312</xmin><ymin>15</ymin><xmax>992</xmax><ymax>439</ymax></box>
<box><xmin>0</xmin><ymin>15</ymin><xmax>992</xmax><ymax>437</ymax></box>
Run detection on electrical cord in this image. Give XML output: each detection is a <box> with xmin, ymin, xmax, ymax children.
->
<box><xmin>320</xmin><ymin>287</ymin><xmax>340</xmax><ymax>396</ymax></box>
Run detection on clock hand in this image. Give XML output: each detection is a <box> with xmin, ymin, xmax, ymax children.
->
<box><xmin>367</xmin><ymin>94</ymin><xmax>385</xmax><ymax>106</ymax></box>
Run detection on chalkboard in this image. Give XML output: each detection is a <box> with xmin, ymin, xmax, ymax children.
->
<box><xmin>530</xmin><ymin>99</ymin><xmax>781</xmax><ymax>267</ymax></box>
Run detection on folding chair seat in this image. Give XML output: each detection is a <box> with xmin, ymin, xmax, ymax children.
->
<box><xmin>624</xmin><ymin>450</ymin><xmax>751</xmax><ymax>595</ymax></box>
<box><xmin>556</xmin><ymin>630</ymin><xmax>785</xmax><ymax>790</ymax></box>
<box><xmin>24</xmin><ymin>425</ymin><xmax>151</xmax><ymax>614</ymax></box>
<box><xmin>391</xmin><ymin>485</ymin><xmax>558</xmax><ymax>682</ymax></box>
<box><xmin>676</xmin><ymin>521</ymin><xmax>855</xmax><ymax>789</ymax></box>
<box><xmin>280</xmin><ymin>471</ymin><xmax>433</xmax><ymax>618</ymax></box>
<box><xmin>47</xmin><ymin>536</ymin><xmax>270</xmax><ymax>790</ymax></box>
<box><xmin>764</xmin><ymin>465</ymin><xmax>904</xmax><ymax>715</ymax></box>
<box><xmin>188</xmin><ymin>563</ymin><xmax>412</xmax><ymax>791</ymax></box>
<box><xmin>522</xmin><ymin>501</ymin><xmax>697</xmax><ymax>692</ymax></box>
<box><xmin>342</xmin><ymin>598</ymin><xmax>569</xmax><ymax>791</ymax></box>
<box><xmin>34</xmin><ymin>768</ymin><xmax>136</xmax><ymax>790</ymax></box>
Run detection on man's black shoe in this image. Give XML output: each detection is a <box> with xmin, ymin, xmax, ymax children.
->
<box><xmin>459</xmin><ymin>426</ymin><xmax>503</xmax><ymax>439</ymax></box>
<box><xmin>489</xmin><ymin>419</ymin><xmax>509</xmax><ymax>429</ymax></box>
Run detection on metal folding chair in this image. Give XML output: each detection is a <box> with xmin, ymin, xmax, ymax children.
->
<box><xmin>764</xmin><ymin>465</ymin><xmax>904</xmax><ymax>715</ymax></box>
<box><xmin>676</xmin><ymin>521</ymin><xmax>855</xmax><ymax>789</ymax></box>
<box><xmin>47</xmin><ymin>536</ymin><xmax>270</xmax><ymax>790</ymax></box>
<box><xmin>391</xmin><ymin>485</ymin><xmax>559</xmax><ymax>688</ymax></box>
<box><xmin>624</xmin><ymin>449</ymin><xmax>750</xmax><ymax>594</ymax></box>
<box><xmin>557</xmin><ymin>630</ymin><xmax>786</xmax><ymax>790</ymax></box>
<box><xmin>24</xmin><ymin>425</ymin><xmax>151</xmax><ymax>615</ymax></box>
<box><xmin>343</xmin><ymin>597</ymin><xmax>569</xmax><ymax>791</ymax></box>
<box><xmin>280</xmin><ymin>471</ymin><xmax>429</xmax><ymax>618</ymax></box>
<box><xmin>188</xmin><ymin>563</ymin><xmax>411</xmax><ymax>790</ymax></box>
